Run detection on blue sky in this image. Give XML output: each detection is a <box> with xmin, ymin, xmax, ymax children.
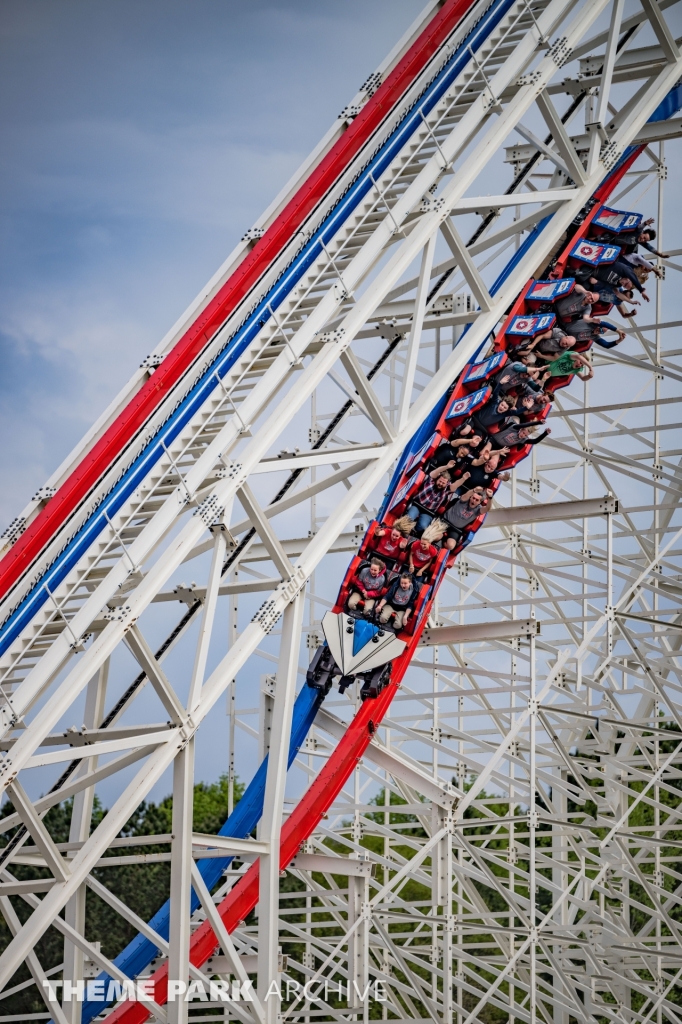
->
<box><xmin>0</xmin><ymin>0</ymin><xmax>424</xmax><ymax>529</ymax></box>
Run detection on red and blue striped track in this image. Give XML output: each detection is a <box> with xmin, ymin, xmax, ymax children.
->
<box><xmin>0</xmin><ymin>0</ymin><xmax>484</xmax><ymax>610</ymax></box>
<box><xmin>0</xmin><ymin>0</ymin><xmax>520</xmax><ymax>668</ymax></box>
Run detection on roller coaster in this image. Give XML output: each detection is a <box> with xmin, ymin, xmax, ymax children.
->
<box><xmin>0</xmin><ymin>1</ymin><xmax>682</xmax><ymax>1023</ymax></box>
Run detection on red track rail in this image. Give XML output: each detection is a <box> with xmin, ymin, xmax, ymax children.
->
<box><xmin>107</xmin><ymin>145</ymin><xmax>646</xmax><ymax>1024</ymax></box>
<box><xmin>0</xmin><ymin>0</ymin><xmax>481</xmax><ymax>605</ymax></box>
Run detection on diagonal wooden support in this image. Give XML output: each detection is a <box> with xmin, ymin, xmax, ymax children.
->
<box><xmin>7</xmin><ymin>780</ymin><xmax>70</xmax><ymax>883</ymax></box>
<box><xmin>86</xmin><ymin>874</ymin><xmax>169</xmax><ymax>953</ymax></box>
<box><xmin>587</xmin><ymin>0</ymin><xmax>626</xmax><ymax>173</ymax></box>
<box><xmin>0</xmin><ymin>894</ymin><xmax>70</xmax><ymax>1024</ymax></box>
<box><xmin>440</xmin><ymin>219</ymin><xmax>492</xmax><ymax>311</ymax></box>
<box><xmin>594</xmin><ymin>0</ymin><xmax>626</xmax><ymax>131</ymax></box>
<box><xmin>190</xmin><ymin>860</ymin><xmax>266</xmax><ymax>1024</ymax></box>
<box><xmin>514</xmin><ymin>121</ymin><xmax>572</xmax><ymax>176</ymax></box>
<box><xmin>340</xmin><ymin>347</ymin><xmax>395</xmax><ymax>442</ymax></box>
<box><xmin>397</xmin><ymin>229</ymin><xmax>438</xmax><ymax>431</ymax></box>
<box><xmin>535</xmin><ymin>92</ymin><xmax>587</xmax><ymax>184</ymax></box>
<box><xmin>238</xmin><ymin>483</ymin><xmax>295</xmax><ymax>580</ymax></box>
<box><xmin>188</xmin><ymin>525</ymin><xmax>227</xmax><ymax>711</ymax></box>
<box><xmin>328</xmin><ymin>367</ymin><xmax>373</xmax><ymax>420</ymax></box>
<box><xmin>641</xmin><ymin>0</ymin><xmax>680</xmax><ymax>63</ymax></box>
<box><xmin>124</xmin><ymin>624</ymin><xmax>186</xmax><ymax>725</ymax></box>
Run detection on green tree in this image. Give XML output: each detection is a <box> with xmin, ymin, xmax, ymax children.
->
<box><xmin>0</xmin><ymin>772</ymin><xmax>243</xmax><ymax>1018</ymax></box>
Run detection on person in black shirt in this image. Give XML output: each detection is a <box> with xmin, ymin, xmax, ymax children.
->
<box><xmin>591</xmin><ymin>261</ymin><xmax>650</xmax><ymax>299</ymax></box>
<box><xmin>593</xmin><ymin>222</ymin><xmax>667</xmax><ymax>259</ymax></box>
<box><xmin>489</xmin><ymin>422</ymin><xmax>551</xmax><ymax>450</ymax></box>
<box><xmin>426</xmin><ymin>442</ymin><xmax>462</xmax><ymax>471</ymax></box>
<box><xmin>459</xmin><ymin>439</ymin><xmax>496</xmax><ymax>472</ymax></box>
<box><xmin>453</xmin><ymin>422</ymin><xmax>485</xmax><ymax>445</ymax></box>
<box><xmin>636</xmin><ymin>226</ymin><xmax>667</xmax><ymax>259</ymax></box>
<box><xmin>427</xmin><ymin>434</ymin><xmax>482</xmax><ymax>471</ymax></box>
<box><xmin>456</xmin><ymin>451</ymin><xmax>511</xmax><ymax>497</ymax></box>
<box><xmin>475</xmin><ymin>396</ymin><xmax>517</xmax><ymax>431</ymax></box>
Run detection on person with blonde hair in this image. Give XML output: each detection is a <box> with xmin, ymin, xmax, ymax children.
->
<box><xmin>372</xmin><ymin>521</ymin><xmax>411</xmax><ymax>565</ymax></box>
<box><xmin>408</xmin><ymin>519</ymin><xmax>447</xmax><ymax>578</ymax></box>
<box><xmin>392</xmin><ymin>515</ymin><xmax>416</xmax><ymax>535</ymax></box>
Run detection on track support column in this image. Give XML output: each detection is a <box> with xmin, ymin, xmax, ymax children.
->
<box><xmin>258</xmin><ymin>592</ymin><xmax>306</xmax><ymax>1022</ymax></box>
<box><xmin>348</xmin><ymin>869</ymin><xmax>370</xmax><ymax>1008</ymax></box>
<box><xmin>168</xmin><ymin>737</ymin><xmax>195</xmax><ymax>1024</ymax></box>
<box><xmin>63</xmin><ymin>659</ymin><xmax>108</xmax><ymax>1022</ymax></box>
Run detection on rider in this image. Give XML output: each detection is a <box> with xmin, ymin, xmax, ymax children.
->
<box><xmin>458</xmin><ymin>450</ymin><xmax>511</xmax><ymax>494</ymax></box>
<box><xmin>406</xmin><ymin>466</ymin><xmax>457</xmax><ymax>534</ymax></box>
<box><xmin>427</xmin><ymin>432</ymin><xmax>485</xmax><ymax>471</ymax></box>
<box><xmin>372</xmin><ymin>519</ymin><xmax>413</xmax><ymax>566</ymax></box>
<box><xmin>441</xmin><ymin>488</ymin><xmax>488</xmax><ymax>550</ymax></box>
<box><xmin>347</xmin><ymin>557</ymin><xmax>388</xmax><ymax>616</ymax></box>
<box><xmin>375</xmin><ymin>573</ymin><xmax>421</xmax><ymax>630</ymax></box>
<box><xmin>489</xmin><ymin>421</ymin><xmax>551</xmax><ymax>450</ymax></box>
<box><xmin>408</xmin><ymin>520</ymin><xmax>446</xmax><ymax>578</ymax></box>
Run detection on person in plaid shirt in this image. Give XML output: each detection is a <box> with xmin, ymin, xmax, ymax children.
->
<box><xmin>406</xmin><ymin>465</ymin><xmax>458</xmax><ymax>533</ymax></box>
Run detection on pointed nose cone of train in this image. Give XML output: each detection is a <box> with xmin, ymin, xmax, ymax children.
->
<box><xmin>321</xmin><ymin>610</ymin><xmax>406</xmax><ymax>678</ymax></box>
<box><xmin>352</xmin><ymin>618</ymin><xmax>381</xmax><ymax>655</ymax></box>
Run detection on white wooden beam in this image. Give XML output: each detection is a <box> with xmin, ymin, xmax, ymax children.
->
<box><xmin>535</xmin><ymin>92</ymin><xmax>587</xmax><ymax>184</ymax></box>
<box><xmin>398</xmin><ymin>230</ymin><xmax>438</xmax><ymax>431</ymax></box>
<box><xmin>641</xmin><ymin>0</ymin><xmax>680</xmax><ymax>63</ymax></box>
<box><xmin>440</xmin><ymin>220</ymin><xmax>492</xmax><ymax>311</ymax></box>
<box><xmin>237</xmin><ymin>483</ymin><xmax>296</xmax><ymax>579</ymax></box>
<box><xmin>124</xmin><ymin>624</ymin><xmax>186</xmax><ymax>726</ymax></box>
<box><xmin>7</xmin><ymin>781</ymin><xmax>69</xmax><ymax>883</ymax></box>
